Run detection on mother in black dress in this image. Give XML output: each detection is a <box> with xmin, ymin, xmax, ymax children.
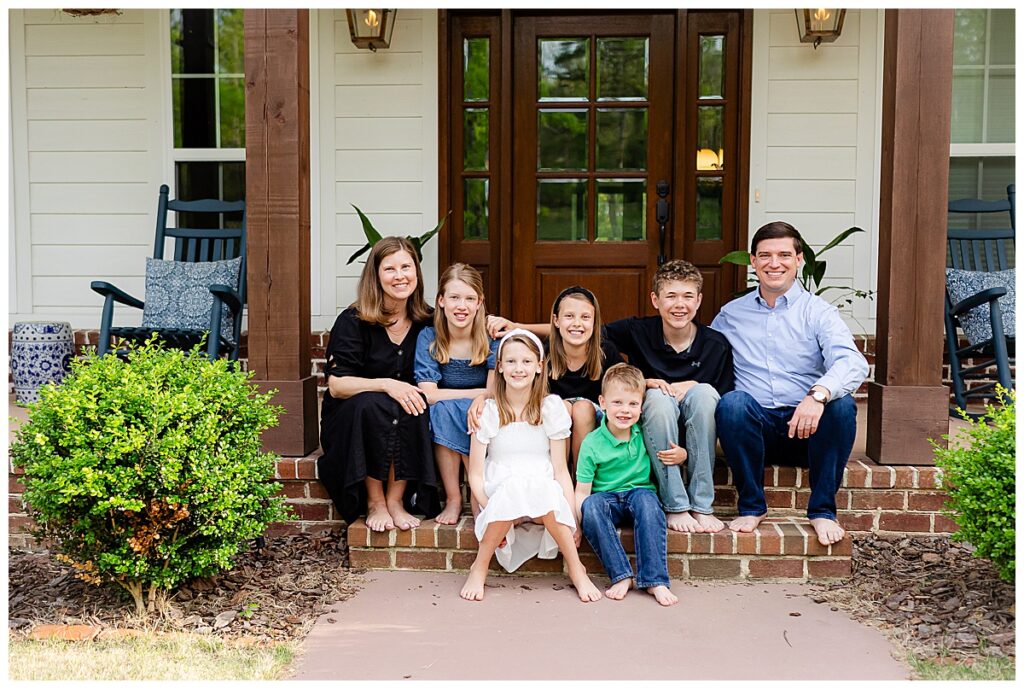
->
<box><xmin>318</xmin><ymin>236</ymin><xmax>440</xmax><ymax>532</ymax></box>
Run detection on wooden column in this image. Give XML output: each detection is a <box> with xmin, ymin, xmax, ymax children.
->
<box><xmin>244</xmin><ymin>9</ymin><xmax>318</xmax><ymax>456</ymax></box>
<box><xmin>867</xmin><ymin>9</ymin><xmax>953</xmax><ymax>465</ymax></box>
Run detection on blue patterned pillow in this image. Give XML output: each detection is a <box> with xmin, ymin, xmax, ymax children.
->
<box><xmin>945</xmin><ymin>268</ymin><xmax>1015</xmax><ymax>346</ymax></box>
<box><xmin>141</xmin><ymin>257</ymin><xmax>242</xmax><ymax>344</ymax></box>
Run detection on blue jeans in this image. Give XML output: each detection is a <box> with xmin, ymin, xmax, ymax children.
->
<box><xmin>580</xmin><ymin>488</ymin><xmax>669</xmax><ymax>589</ymax></box>
<box><xmin>641</xmin><ymin>384</ymin><xmax>720</xmax><ymax>514</ymax></box>
<box><xmin>715</xmin><ymin>390</ymin><xmax>857</xmax><ymax>520</ymax></box>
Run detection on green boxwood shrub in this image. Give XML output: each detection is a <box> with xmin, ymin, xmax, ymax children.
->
<box><xmin>933</xmin><ymin>388</ymin><xmax>1015</xmax><ymax>581</ymax></box>
<box><xmin>10</xmin><ymin>341</ymin><xmax>291</xmax><ymax>614</ymax></box>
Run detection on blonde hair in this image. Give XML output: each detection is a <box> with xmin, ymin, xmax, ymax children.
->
<box><xmin>652</xmin><ymin>259</ymin><xmax>703</xmax><ymax>296</ymax></box>
<box><xmin>431</xmin><ymin>263</ymin><xmax>490</xmax><ymax>366</ymax></box>
<box><xmin>494</xmin><ymin>333</ymin><xmax>547</xmax><ymax>426</ymax></box>
<box><xmin>601</xmin><ymin>363</ymin><xmax>645</xmax><ymax>396</ymax></box>
<box><xmin>548</xmin><ymin>286</ymin><xmax>604</xmax><ymax>382</ymax></box>
<box><xmin>352</xmin><ymin>236</ymin><xmax>432</xmax><ymax>326</ymax></box>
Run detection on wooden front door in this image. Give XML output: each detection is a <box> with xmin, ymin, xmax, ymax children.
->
<box><xmin>510</xmin><ymin>14</ymin><xmax>674</xmax><ymax>324</ymax></box>
<box><xmin>441</xmin><ymin>10</ymin><xmax>749</xmax><ymax>324</ymax></box>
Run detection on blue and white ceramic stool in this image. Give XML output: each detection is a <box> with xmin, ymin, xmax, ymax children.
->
<box><xmin>10</xmin><ymin>321</ymin><xmax>74</xmax><ymax>406</ymax></box>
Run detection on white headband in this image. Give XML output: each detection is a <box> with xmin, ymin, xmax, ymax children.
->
<box><xmin>498</xmin><ymin>328</ymin><xmax>545</xmax><ymax>361</ymax></box>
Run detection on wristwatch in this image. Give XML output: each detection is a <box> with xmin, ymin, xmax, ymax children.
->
<box><xmin>809</xmin><ymin>387</ymin><xmax>829</xmax><ymax>404</ymax></box>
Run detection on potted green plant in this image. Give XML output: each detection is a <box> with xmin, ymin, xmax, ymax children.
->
<box><xmin>720</xmin><ymin>226</ymin><xmax>874</xmax><ymax>306</ymax></box>
<box><xmin>346</xmin><ymin>205</ymin><xmax>451</xmax><ymax>265</ymax></box>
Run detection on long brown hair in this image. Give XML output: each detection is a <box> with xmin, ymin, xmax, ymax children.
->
<box><xmin>548</xmin><ymin>286</ymin><xmax>604</xmax><ymax>381</ymax></box>
<box><xmin>431</xmin><ymin>263</ymin><xmax>490</xmax><ymax>366</ymax></box>
<box><xmin>352</xmin><ymin>236</ymin><xmax>432</xmax><ymax>326</ymax></box>
<box><xmin>494</xmin><ymin>333</ymin><xmax>547</xmax><ymax>426</ymax></box>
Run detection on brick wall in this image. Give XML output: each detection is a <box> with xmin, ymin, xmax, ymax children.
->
<box><xmin>9</xmin><ymin>454</ymin><xmax>957</xmax><ymax>550</ymax></box>
<box><xmin>10</xmin><ymin>330</ymin><xmax>1014</xmax><ymax>402</ymax></box>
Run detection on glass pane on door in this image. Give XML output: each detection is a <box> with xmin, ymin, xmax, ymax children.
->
<box><xmin>596</xmin><ymin>179</ymin><xmax>646</xmax><ymax>241</ymax></box>
<box><xmin>597</xmin><ymin>37</ymin><xmax>649</xmax><ymax>101</ymax></box>
<box><xmin>538</xmin><ymin>179</ymin><xmax>588</xmax><ymax>241</ymax></box>
<box><xmin>539</xmin><ymin>39</ymin><xmax>589</xmax><ymax>101</ymax></box>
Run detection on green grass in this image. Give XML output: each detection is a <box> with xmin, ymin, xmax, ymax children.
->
<box><xmin>908</xmin><ymin>653</ymin><xmax>1015</xmax><ymax>681</ymax></box>
<box><xmin>8</xmin><ymin>634</ymin><xmax>297</xmax><ymax>680</ymax></box>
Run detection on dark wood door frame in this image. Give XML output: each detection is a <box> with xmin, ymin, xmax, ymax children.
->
<box><xmin>439</xmin><ymin>9</ymin><xmax>753</xmax><ymax>320</ymax></box>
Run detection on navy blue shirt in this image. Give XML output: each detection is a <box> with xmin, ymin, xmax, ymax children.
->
<box><xmin>604</xmin><ymin>317</ymin><xmax>734</xmax><ymax>395</ymax></box>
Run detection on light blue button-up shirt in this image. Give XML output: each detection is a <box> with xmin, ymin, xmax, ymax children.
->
<box><xmin>710</xmin><ymin>282</ymin><xmax>869</xmax><ymax>409</ymax></box>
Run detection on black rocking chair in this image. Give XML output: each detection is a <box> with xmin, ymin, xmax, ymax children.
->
<box><xmin>91</xmin><ymin>184</ymin><xmax>246</xmax><ymax>361</ymax></box>
<box><xmin>944</xmin><ymin>184</ymin><xmax>1015</xmax><ymax>418</ymax></box>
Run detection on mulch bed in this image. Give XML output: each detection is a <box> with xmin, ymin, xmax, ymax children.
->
<box><xmin>8</xmin><ymin>531</ymin><xmax>362</xmax><ymax>642</ymax></box>
<box><xmin>810</xmin><ymin>534</ymin><xmax>1015</xmax><ymax>662</ymax></box>
<box><xmin>8</xmin><ymin>529</ymin><xmax>1016</xmax><ymax>666</ymax></box>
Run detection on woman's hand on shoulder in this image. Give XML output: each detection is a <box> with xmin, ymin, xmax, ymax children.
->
<box><xmin>385</xmin><ymin>379</ymin><xmax>427</xmax><ymax>416</ymax></box>
<box><xmin>486</xmin><ymin>315</ymin><xmax>516</xmax><ymax>339</ymax></box>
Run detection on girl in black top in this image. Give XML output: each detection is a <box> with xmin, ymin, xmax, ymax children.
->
<box><xmin>318</xmin><ymin>236</ymin><xmax>440</xmax><ymax>532</ymax></box>
<box><xmin>546</xmin><ymin>287</ymin><xmax>622</xmax><ymax>472</ymax></box>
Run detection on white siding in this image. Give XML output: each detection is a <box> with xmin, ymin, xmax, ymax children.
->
<box><xmin>749</xmin><ymin>9</ymin><xmax>882</xmax><ymax>334</ymax></box>
<box><xmin>315</xmin><ymin>9</ymin><xmax>439</xmax><ymax>329</ymax></box>
<box><xmin>9</xmin><ymin>9</ymin><xmax>166</xmax><ymax>328</ymax></box>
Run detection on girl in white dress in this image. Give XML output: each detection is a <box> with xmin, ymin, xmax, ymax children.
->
<box><xmin>460</xmin><ymin>329</ymin><xmax>602</xmax><ymax>603</ymax></box>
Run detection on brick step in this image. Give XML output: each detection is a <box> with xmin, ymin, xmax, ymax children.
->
<box><xmin>347</xmin><ymin>516</ymin><xmax>851</xmax><ymax>581</ymax></box>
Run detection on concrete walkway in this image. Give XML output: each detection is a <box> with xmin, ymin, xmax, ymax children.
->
<box><xmin>292</xmin><ymin>571</ymin><xmax>909</xmax><ymax>680</ymax></box>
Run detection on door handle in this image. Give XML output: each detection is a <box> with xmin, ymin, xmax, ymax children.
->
<box><xmin>656</xmin><ymin>180</ymin><xmax>670</xmax><ymax>265</ymax></box>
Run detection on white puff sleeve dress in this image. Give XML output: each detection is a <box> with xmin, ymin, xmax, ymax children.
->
<box><xmin>473</xmin><ymin>395</ymin><xmax>576</xmax><ymax>572</ymax></box>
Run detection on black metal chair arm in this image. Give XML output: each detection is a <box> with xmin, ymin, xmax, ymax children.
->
<box><xmin>950</xmin><ymin>286</ymin><xmax>1007</xmax><ymax>317</ymax></box>
<box><xmin>208</xmin><ymin>284</ymin><xmax>242</xmax><ymax>314</ymax></box>
<box><xmin>90</xmin><ymin>281</ymin><xmax>144</xmax><ymax>310</ymax></box>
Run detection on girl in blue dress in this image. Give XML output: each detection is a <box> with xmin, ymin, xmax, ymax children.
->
<box><xmin>415</xmin><ymin>263</ymin><xmax>497</xmax><ymax>525</ymax></box>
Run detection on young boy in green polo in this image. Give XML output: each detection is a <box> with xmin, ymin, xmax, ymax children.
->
<box><xmin>573</xmin><ymin>363</ymin><xmax>678</xmax><ymax>606</ymax></box>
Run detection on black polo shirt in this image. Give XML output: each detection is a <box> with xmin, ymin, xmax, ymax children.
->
<box><xmin>604</xmin><ymin>316</ymin><xmax>734</xmax><ymax>395</ymax></box>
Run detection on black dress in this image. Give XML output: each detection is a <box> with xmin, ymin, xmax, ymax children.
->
<box><xmin>318</xmin><ymin>307</ymin><xmax>441</xmax><ymax>524</ymax></box>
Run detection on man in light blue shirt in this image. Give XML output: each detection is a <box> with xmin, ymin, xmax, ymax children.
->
<box><xmin>711</xmin><ymin>221</ymin><xmax>869</xmax><ymax>547</ymax></box>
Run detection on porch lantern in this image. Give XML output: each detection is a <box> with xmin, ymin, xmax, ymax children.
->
<box><xmin>794</xmin><ymin>9</ymin><xmax>846</xmax><ymax>48</ymax></box>
<box><xmin>346</xmin><ymin>9</ymin><xmax>396</xmax><ymax>52</ymax></box>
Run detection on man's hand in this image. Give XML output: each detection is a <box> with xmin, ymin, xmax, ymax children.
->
<box><xmin>656</xmin><ymin>441</ymin><xmax>688</xmax><ymax>466</ymax></box>
<box><xmin>787</xmin><ymin>396</ymin><xmax>825</xmax><ymax>439</ymax></box>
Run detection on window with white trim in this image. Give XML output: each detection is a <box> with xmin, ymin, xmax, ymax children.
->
<box><xmin>170</xmin><ymin>9</ymin><xmax>245</xmax><ymax>228</ymax></box>
<box><xmin>949</xmin><ymin>8</ymin><xmax>1015</xmax><ymax>230</ymax></box>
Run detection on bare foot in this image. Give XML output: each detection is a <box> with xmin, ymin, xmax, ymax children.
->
<box><xmin>366</xmin><ymin>502</ymin><xmax>394</xmax><ymax>532</ymax></box>
<box><xmin>606</xmin><ymin>578</ymin><xmax>633</xmax><ymax>600</ymax></box>
<box><xmin>435</xmin><ymin>500</ymin><xmax>462</xmax><ymax>526</ymax></box>
<box><xmin>810</xmin><ymin>517</ymin><xmax>846</xmax><ymax>546</ymax></box>
<box><xmin>666</xmin><ymin>511</ymin><xmax>702</xmax><ymax>533</ymax></box>
<box><xmin>460</xmin><ymin>563</ymin><xmax>487</xmax><ymax>601</ymax></box>
<box><xmin>728</xmin><ymin>514</ymin><xmax>766</xmax><ymax>533</ymax></box>
<box><xmin>693</xmin><ymin>512</ymin><xmax>725</xmax><ymax>533</ymax></box>
<box><xmin>567</xmin><ymin>565</ymin><xmax>602</xmax><ymax>603</ymax></box>
<box><xmin>386</xmin><ymin>501</ymin><xmax>421</xmax><ymax>531</ymax></box>
<box><xmin>646</xmin><ymin>585</ymin><xmax>679</xmax><ymax>607</ymax></box>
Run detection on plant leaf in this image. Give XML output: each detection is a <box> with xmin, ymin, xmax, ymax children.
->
<box><xmin>418</xmin><ymin>210</ymin><xmax>452</xmax><ymax>247</ymax></box>
<box><xmin>346</xmin><ymin>243</ymin><xmax>372</xmax><ymax>265</ymax></box>
<box><xmin>818</xmin><ymin>226</ymin><xmax>864</xmax><ymax>255</ymax></box>
<box><xmin>351</xmin><ymin>205</ymin><xmax>383</xmax><ymax>244</ymax></box>
<box><xmin>801</xmin><ymin>240</ymin><xmax>816</xmax><ymax>266</ymax></box>
<box><xmin>719</xmin><ymin>250</ymin><xmax>752</xmax><ymax>266</ymax></box>
<box><xmin>813</xmin><ymin>259</ymin><xmax>827</xmax><ymax>287</ymax></box>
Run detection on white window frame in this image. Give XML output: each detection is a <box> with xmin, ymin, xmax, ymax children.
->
<box><xmin>163</xmin><ymin>9</ymin><xmax>246</xmax><ymax>202</ymax></box>
<box><xmin>949</xmin><ymin>8</ymin><xmax>1015</xmax><ymax>198</ymax></box>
